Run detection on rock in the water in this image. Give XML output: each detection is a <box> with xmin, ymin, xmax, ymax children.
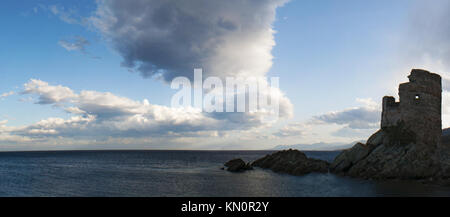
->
<box><xmin>224</xmin><ymin>159</ymin><xmax>252</xmax><ymax>172</ymax></box>
<box><xmin>251</xmin><ymin>149</ymin><xmax>329</xmax><ymax>175</ymax></box>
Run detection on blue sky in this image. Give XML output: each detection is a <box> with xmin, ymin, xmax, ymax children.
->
<box><xmin>271</xmin><ymin>0</ymin><xmax>411</xmax><ymax>116</ymax></box>
<box><xmin>0</xmin><ymin>0</ymin><xmax>449</xmax><ymax>150</ymax></box>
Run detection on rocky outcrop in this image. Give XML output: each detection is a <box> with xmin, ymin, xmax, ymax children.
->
<box><xmin>251</xmin><ymin>149</ymin><xmax>329</xmax><ymax>175</ymax></box>
<box><xmin>224</xmin><ymin>159</ymin><xmax>253</xmax><ymax>172</ymax></box>
<box><xmin>330</xmin><ymin>122</ymin><xmax>450</xmax><ymax>180</ymax></box>
<box><xmin>330</xmin><ymin>69</ymin><xmax>448</xmax><ymax>180</ymax></box>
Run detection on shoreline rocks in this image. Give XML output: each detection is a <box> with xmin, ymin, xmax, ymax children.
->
<box><xmin>224</xmin><ymin>158</ymin><xmax>253</xmax><ymax>172</ymax></box>
<box><xmin>222</xmin><ymin>144</ymin><xmax>450</xmax><ymax>183</ymax></box>
<box><xmin>329</xmin><ymin>127</ymin><xmax>450</xmax><ymax>180</ymax></box>
<box><xmin>251</xmin><ymin>149</ymin><xmax>329</xmax><ymax>176</ymax></box>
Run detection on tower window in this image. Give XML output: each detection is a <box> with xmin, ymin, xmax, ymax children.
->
<box><xmin>415</xmin><ymin>94</ymin><xmax>420</xmax><ymax>100</ymax></box>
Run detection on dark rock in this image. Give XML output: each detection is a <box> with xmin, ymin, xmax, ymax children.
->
<box><xmin>224</xmin><ymin>158</ymin><xmax>253</xmax><ymax>172</ymax></box>
<box><xmin>330</xmin><ymin>142</ymin><xmax>371</xmax><ymax>173</ymax></box>
<box><xmin>366</xmin><ymin>129</ymin><xmax>385</xmax><ymax>146</ymax></box>
<box><xmin>251</xmin><ymin>149</ymin><xmax>329</xmax><ymax>175</ymax></box>
<box><xmin>331</xmin><ymin>127</ymin><xmax>444</xmax><ymax>179</ymax></box>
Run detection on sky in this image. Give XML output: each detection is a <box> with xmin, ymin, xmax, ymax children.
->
<box><xmin>0</xmin><ymin>0</ymin><xmax>449</xmax><ymax>151</ymax></box>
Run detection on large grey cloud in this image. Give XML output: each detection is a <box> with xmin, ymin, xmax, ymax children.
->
<box><xmin>90</xmin><ymin>0</ymin><xmax>287</xmax><ymax>81</ymax></box>
<box><xmin>88</xmin><ymin>0</ymin><xmax>294</xmax><ymax>122</ymax></box>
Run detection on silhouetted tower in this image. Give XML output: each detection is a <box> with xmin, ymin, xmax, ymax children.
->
<box><xmin>381</xmin><ymin>69</ymin><xmax>442</xmax><ymax>146</ymax></box>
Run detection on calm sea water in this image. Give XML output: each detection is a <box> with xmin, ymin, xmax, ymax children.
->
<box><xmin>0</xmin><ymin>150</ymin><xmax>449</xmax><ymax>197</ymax></box>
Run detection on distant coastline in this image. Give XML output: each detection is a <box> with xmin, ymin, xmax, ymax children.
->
<box><xmin>268</xmin><ymin>141</ymin><xmax>364</xmax><ymax>151</ymax></box>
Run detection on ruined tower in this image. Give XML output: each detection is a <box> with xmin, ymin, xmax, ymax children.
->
<box><xmin>381</xmin><ymin>69</ymin><xmax>442</xmax><ymax>146</ymax></box>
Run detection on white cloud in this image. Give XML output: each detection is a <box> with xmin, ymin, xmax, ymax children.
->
<box><xmin>356</xmin><ymin>98</ymin><xmax>378</xmax><ymax>110</ymax></box>
<box><xmin>274</xmin><ymin>98</ymin><xmax>381</xmax><ymax>141</ymax></box>
<box><xmin>48</xmin><ymin>5</ymin><xmax>84</xmax><ymax>25</ymax></box>
<box><xmin>312</xmin><ymin>98</ymin><xmax>380</xmax><ymax>138</ymax></box>
<box><xmin>22</xmin><ymin>79</ymin><xmax>77</xmax><ymax>104</ymax></box>
<box><xmin>0</xmin><ymin>91</ymin><xmax>14</xmax><ymax>99</ymax></box>
<box><xmin>274</xmin><ymin>122</ymin><xmax>308</xmax><ymax>137</ymax></box>
<box><xmin>64</xmin><ymin>107</ymin><xmax>85</xmax><ymax>114</ymax></box>
<box><xmin>58</xmin><ymin>37</ymin><xmax>90</xmax><ymax>53</ymax></box>
<box><xmin>313</xmin><ymin>106</ymin><xmax>380</xmax><ymax>130</ymax></box>
<box><xmin>0</xmin><ymin>120</ymin><xmax>8</xmax><ymax>127</ymax></box>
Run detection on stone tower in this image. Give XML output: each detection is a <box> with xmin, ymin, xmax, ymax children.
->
<box><xmin>381</xmin><ymin>69</ymin><xmax>442</xmax><ymax>146</ymax></box>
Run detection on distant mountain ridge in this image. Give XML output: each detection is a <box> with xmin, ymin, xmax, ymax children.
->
<box><xmin>270</xmin><ymin>141</ymin><xmax>364</xmax><ymax>151</ymax></box>
<box><xmin>271</xmin><ymin>128</ymin><xmax>450</xmax><ymax>151</ymax></box>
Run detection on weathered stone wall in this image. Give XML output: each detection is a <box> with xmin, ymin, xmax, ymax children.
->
<box><xmin>380</xmin><ymin>69</ymin><xmax>442</xmax><ymax>146</ymax></box>
<box><xmin>381</xmin><ymin>96</ymin><xmax>401</xmax><ymax>128</ymax></box>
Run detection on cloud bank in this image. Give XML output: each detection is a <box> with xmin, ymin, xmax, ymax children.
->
<box><xmin>274</xmin><ymin>98</ymin><xmax>381</xmax><ymax>140</ymax></box>
<box><xmin>0</xmin><ymin>79</ymin><xmax>287</xmax><ymax>145</ymax></box>
<box><xmin>0</xmin><ymin>1</ymin><xmax>296</xmax><ymax>150</ymax></box>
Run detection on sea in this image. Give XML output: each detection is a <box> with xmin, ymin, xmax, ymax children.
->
<box><xmin>0</xmin><ymin>150</ymin><xmax>449</xmax><ymax>197</ymax></box>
